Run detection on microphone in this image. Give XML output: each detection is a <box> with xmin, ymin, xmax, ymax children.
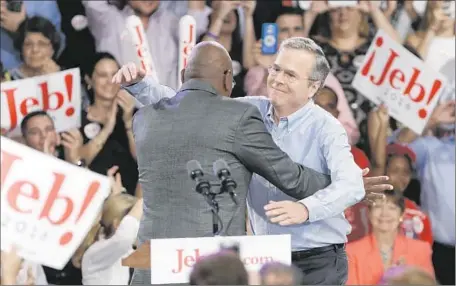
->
<box><xmin>213</xmin><ymin>159</ymin><xmax>238</xmax><ymax>205</ymax></box>
<box><xmin>187</xmin><ymin>160</ymin><xmax>211</xmax><ymax>197</ymax></box>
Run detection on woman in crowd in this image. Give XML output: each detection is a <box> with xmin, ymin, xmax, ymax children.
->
<box><xmin>79</xmin><ymin>52</ymin><xmax>139</xmax><ymax>197</ymax></box>
<box><xmin>368</xmin><ymin>106</ymin><xmax>433</xmax><ymax>245</ymax></box>
<box><xmin>72</xmin><ymin>167</ymin><xmax>142</xmax><ymax>285</ymax></box>
<box><xmin>200</xmin><ymin>0</ymin><xmax>256</xmax><ymax>98</ymax></box>
<box><xmin>406</xmin><ymin>1</ymin><xmax>455</xmax><ymax>74</ymax></box>
<box><xmin>3</xmin><ymin>16</ymin><xmax>90</xmax><ymax>108</ymax></box>
<box><xmin>346</xmin><ymin>190</ymin><xmax>434</xmax><ymax>285</ymax></box>
<box><xmin>305</xmin><ymin>1</ymin><xmax>400</xmax><ymax>154</ymax></box>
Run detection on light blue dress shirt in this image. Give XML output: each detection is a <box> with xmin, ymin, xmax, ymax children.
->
<box><xmin>1</xmin><ymin>0</ymin><xmax>65</xmax><ymax>70</ymax></box>
<box><xmin>391</xmin><ymin>133</ymin><xmax>455</xmax><ymax>246</ymax></box>
<box><xmin>124</xmin><ymin>77</ymin><xmax>365</xmax><ymax>251</ymax></box>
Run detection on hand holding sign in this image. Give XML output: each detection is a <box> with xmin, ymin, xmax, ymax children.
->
<box><xmin>426</xmin><ymin>100</ymin><xmax>456</xmax><ymax>129</ymax></box>
<box><xmin>352</xmin><ymin>30</ymin><xmax>446</xmax><ymax>134</ymax></box>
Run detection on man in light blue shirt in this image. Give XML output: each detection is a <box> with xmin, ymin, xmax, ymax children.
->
<box><xmin>114</xmin><ymin>37</ymin><xmax>391</xmax><ymax>285</ymax></box>
<box><xmin>393</xmin><ymin>100</ymin><xmax>455</xmax><ymax>285</ymax></box>
<box><xmin>1</xmin><ymin>0</ymin><xmax>65</xmax><ymax>70</ymax></box>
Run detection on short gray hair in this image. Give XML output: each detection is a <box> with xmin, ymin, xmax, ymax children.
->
<box><xmin>279</xmin><ymin>37</ymin><xmax>330</xmax><ymax>86</ymax></box>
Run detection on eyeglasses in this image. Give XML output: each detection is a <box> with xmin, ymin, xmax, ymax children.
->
<box><xmin>267</xmin><ymin>65</ymin><xmax>318</xmax><ymax>84</ymax></box>
<box><xmin>23</xmin><ymin>40</ymin><xmax>52</xmax><ymax>50</ymax></box>
<box><xmin>224</xmin><ymin>69</ymin><xmax>236</xmax><ymax>88</ymax></box>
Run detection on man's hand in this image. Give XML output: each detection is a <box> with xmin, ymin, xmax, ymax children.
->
<box><xmin>361</xmin><ymin>168</ymin><xmax>392</xmax><ymax>204</ymax></box>
<box><xmin>264</xmin><ymin>200</ymin><xmax>309</xmax><ymax>226</ymax></box>
<box><xmin>61</xmin><ymin>128</ymin><xmax>84</xmax><ymax>164</ymax></box>
<box><xmin>0</xmin><ymin>1</ymin><xmax>26</xmax><ymax>33</ymax></box>
<box><xmin>112</xmin><ymin>63</ymin><xmax>146</xmax><ymax>86</ymax></box>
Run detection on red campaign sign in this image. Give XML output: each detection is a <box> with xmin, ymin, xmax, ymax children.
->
<box><xmin>0</xmin><ymin>69</ymin><xmax>81</xmax><ymax>137</ymax></box>
<box><xmin>178</xmin><ymin>15</ymin><xmax>196</xmax><ymax>87</ymax></box>
<box><xmin>352</xmin><ymin>30</ymin><xmax>447</xmax><ymax>135</ymax></box>
<box><xmin>0</xmin><ymin>137</ymin><xmax>110</xmax><ymax>270</ymax></box>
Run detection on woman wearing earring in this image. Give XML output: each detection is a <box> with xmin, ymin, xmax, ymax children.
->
<box><xmin>346</xmin><ymin>190</ymin><xmax>434</xmax><ymax>285</ymax></box>
<box><xmin>79</xmin><ymin>52</ymin><xmax>139</xmax><ymax>197</ymax></box>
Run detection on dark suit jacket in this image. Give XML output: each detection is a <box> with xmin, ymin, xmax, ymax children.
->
<box><xmin>131</xmin><ymin>79</ymin><xmax>331</xmax><ymax>284</ymax></box>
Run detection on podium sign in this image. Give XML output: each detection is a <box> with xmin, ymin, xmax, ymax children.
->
<box><xmin>150</xmin><ymin>234</ymin><xmax>291</xmax><ymax>284</ymax></box>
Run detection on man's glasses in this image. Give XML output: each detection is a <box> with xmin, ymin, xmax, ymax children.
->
<box><xmin>224</xmin><ymin>69</ymin><xmax>236</xmax><ymax>88</ymax></box>
<box><xmin>267</xmin><ymin>65</ymin><xmax>318</xmax><ymax>84</ymax></box>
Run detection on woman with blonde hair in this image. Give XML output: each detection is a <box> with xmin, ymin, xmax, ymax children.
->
<box><xmin>72</xmin><ymin>166</ymin><xmax>143</xmax><ymax>285</ymax></box>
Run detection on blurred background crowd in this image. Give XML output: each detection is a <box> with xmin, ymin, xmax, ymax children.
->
<box><xmin>0</xmin><ymin>0</ymin><xmax>454</xmax><ymax>285</ymax></box>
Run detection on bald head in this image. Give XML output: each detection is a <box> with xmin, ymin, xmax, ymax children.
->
<box><xmin>182</xmin><ymin>41</ymin><xmax>234</xmax><ymax>96</ymax></box>
<box><xmin>184</xmin><ymin>41</ymin><xmax>232</xmax><ymax>80</ymax></box>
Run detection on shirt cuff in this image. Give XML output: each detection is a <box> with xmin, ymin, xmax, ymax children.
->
<box><xmin>298</xmin><ymin>196</ymin><xmax>322</xmax><ymax>223</ymax></box>
<box><xmin>121</xmin><ymin>78</ymin><xmax>150</xmax><ymax>97</ymax></box>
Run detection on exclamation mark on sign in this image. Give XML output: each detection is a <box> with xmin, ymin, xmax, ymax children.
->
<box><xmin>65</xmin><ymin>74</ymin><xmax>74</xmax><ymax>116</ymax></box>
<box><xmin>418</xmin><ymin>80</ymin><xmax>442</xmax><ymax>119</ymax></box>
<box><xmin>59</xmin><ymin>181</ymin><xmax>101</xmax><ymax>246</ymax></box>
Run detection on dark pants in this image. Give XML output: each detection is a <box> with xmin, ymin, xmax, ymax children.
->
<box><xmin>433</xmin><ymin>241</ymin><xmax>455</xmax><ymax>285</ymax></box>
<box><xmin>292</xmin><ymin>244</ymin><xmax>348</xmax><ymax>285</ymax></box>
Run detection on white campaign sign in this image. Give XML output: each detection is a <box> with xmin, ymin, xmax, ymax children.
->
<box><xmin>1</xmin><ymin>68</ymin><xmax>81</xmax><ymax>137</ymax></box>
<box><xmin>150</xmin><ymin>234</ymin><xmax>291</xmax><ymax>284</ymax></box>
<box><xmin>352</xmin><ymin>30</ymin><xmax>447</xmax><ymax>134</ymax></box>
<box><xmin>0</xmin><ymin>137</ymin><xmax>111</xmax><ymax>270</ymax></box>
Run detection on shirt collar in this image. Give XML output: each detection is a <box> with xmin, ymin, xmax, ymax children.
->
<box><xmin>266</xmin><ymin>100</ymin><xmax>315</xmax><ymax>132</ymax></box>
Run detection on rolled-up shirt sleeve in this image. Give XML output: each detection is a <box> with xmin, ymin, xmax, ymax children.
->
<box><xmin>299</xmin><ymin>120</ymin><xmax>365</xmax><ymax>222</ymax></box>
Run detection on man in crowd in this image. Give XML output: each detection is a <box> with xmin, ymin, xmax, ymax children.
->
<box><xmin>114</xmin><ymin>39</ymin><xmax>392</xmax><ymax>284</ymax></box>
<box><xmin>394</xmin><ymin>100</ymin><xmax>455</xmax><ymax>285</ymax></box>
<box><xmin>20</xmin><ymin>110</ymin><xmax>83</xmax><ymax>165</ymax></box>
<box><xmin>82</xmin><ymin>0</ymin><xmax>207</xmax><ymax>90</ymax></box>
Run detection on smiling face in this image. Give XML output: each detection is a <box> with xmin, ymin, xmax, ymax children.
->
<box><xmin>369</xmin><ymin>196</ymin><xmax>404</xmax><ymax>233</ymax></box>
<box><xmin>88</xmin><ymin>58</ymin><xmax>121</xmax><ymax>101</ymax></box>
<box><xmin>276</xmin><ymin>14</ymin><xmax>305</xmax><ymax>45</ymax></box>
<box><xmin>386</xmin><ymin>155</ymin><xmax>412</xmax><ymax>193</ymax></box>
<box><xmin>23</xmin><ymin>114</ymin><xmax>58</xmax><ymax>153</ymax></box>
<box><xmin>266</xmin><ymin>47</ymin><xmax>319</xmax><ymax>112</ymax></box>
<box><xmin>128</xmin><ymin>0</ymin><xmax>159</xmax><ymax>16</ymax></box>
<box><xmin>329</xmin><ymin>6</ymin><xmax>363</xmax><ymax>35</ymax></box>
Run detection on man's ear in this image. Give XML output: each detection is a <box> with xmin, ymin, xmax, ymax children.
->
<box><xmin>308</xmin><ymin>82</ymin><xmax>321</xmax><ymax>99</ymax></box>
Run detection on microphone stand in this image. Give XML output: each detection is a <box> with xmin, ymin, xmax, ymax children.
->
<box><xmin>196</xmin><ymin>182</ymin><xmax>223</xmax><ymax>236</ymax></box>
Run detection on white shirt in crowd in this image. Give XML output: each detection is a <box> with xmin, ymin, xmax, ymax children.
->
<box><xmin>81</xmin><ymin>215</ymin><xmax>140</xmax><ymax>285</ymax></box>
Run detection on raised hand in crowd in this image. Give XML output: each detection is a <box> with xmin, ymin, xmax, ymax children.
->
<box><xmin>61</xmin><ymin>128</ymin><xmax>84</xmax><ymax>165</ymax></box>
<box><xmin>111</xmin><ymin>62</ymin><xmax>146</xmax><ymax>86</ymax></box>
<box><xmin>107</xmin><ymin>165</ymin><xmax>125</xmax><ymax>196</ymax></box>
<box><xmin>241</xmin><ymin>0</ymin><xmax>256</xmax><ymax>17</ymax></box>
<box><xmin>212</xmin><ymin>0</ymin><xmax>242</xmax><ymax>23</ymax></box>
<box><xmin>426</xmin><ymin>100</ymin><xmax>456</xmax><ymax>129</ymax></box>
<box><xmin>42</xmin><ymin>129</ymin><xmax>60</xmax><ymax>157</ymax></box>
<box><xmin>0</xmin><ymin>0</ymin><xmax>26</xmax><ymax>33</ymax></box>
<box><xmin>1</xmin><ymin>246</ymin><xmax>23</xmax><ymax>285</ymax></box>
<box><xmin>253</xmin><ymin>40</ymin><xmax>275</xmax><ymax>68</ymax></box>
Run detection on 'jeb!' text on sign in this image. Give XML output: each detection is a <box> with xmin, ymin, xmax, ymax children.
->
<box><xmin>1</xmin><ymin>69</ymin><xmax>81</xmax><ymax>137</ymax></box>
<box><xmin>352</xmin><ymin>30</ymin><xmax>446</xmax><ymax>134</ymax></box>
<box><xmin>0</xmin><ymin>137</ymin><xmax>110</xmax><ymax>270</ymax></box>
